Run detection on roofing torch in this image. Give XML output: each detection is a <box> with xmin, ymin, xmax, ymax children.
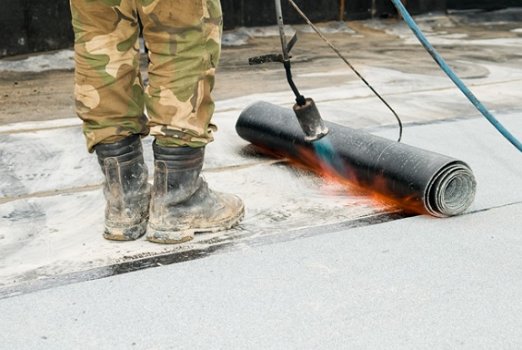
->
<box><xmin>248</xmin><ymin>0</ymin><xmax>329</xmax><ymax>141</ymax></box>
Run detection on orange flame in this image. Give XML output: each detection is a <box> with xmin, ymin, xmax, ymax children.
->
<box><xmin>299</xmin><ymin>145</ymin><xmax>428</xmax><ymax>215</ymax></box>
<box><xmin>255</xmin><ymin>144</ymin><xmax>428</xmax><ymax>215</ymax></box>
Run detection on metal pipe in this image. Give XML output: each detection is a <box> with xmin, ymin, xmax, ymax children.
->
<box><xmin>236</xmin><ymin>101</ymin><xmax>477</xmax><ymax>217</ymax></box>
<box><xmin>275</xmin><ymin>0</ymin><xmax>290</xmax><ymax>61</ymax></box>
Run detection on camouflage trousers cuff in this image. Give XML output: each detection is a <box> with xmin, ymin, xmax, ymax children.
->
<box><xmin>154</xmin><ymin>135</ymin><xmax>210</xmax><ymax>149</ymax></box>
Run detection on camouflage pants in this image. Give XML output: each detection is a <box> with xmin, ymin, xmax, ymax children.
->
<box><xmin>70</xmin><ymin>0</ymin><xmax>222</xmax><ymax>152</ymax></box>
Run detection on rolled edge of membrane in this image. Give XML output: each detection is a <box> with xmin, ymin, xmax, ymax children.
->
<box><xmin>425</xmin><ymin>161</ymin><xmax>477</xmax><ymax>217</ymax></box>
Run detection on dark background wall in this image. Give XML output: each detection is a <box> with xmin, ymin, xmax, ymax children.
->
<box><xmin>221</xmin><ymin>0</ymin><xmax>340</xmax><ymax>28</ymax></box>
<box><xmin>0</xmin><ymin>0</ymin><xmax>74</xmax><ymax>58</ymax></box>
<box><xmin>220</xmin><ymin>0</ymin><xmax>447</xmax><ymax>27</ymax></box>
<box><xmin>447</xmin><ymin>0</ymin><xmax>522</xmax><ymax>10</ymax></box>
<box><xmin>0</xmin><ymin>0</ymin><xmax>520</xmax><ymax>58</ymax></box>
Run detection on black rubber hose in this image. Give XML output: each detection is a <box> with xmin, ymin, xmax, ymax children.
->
<box><xmin>236</xmin><ymin>101</ymin><xmax>477</xmax><ymax>217</ymax></box>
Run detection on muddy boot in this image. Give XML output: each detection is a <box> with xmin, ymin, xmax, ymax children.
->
<box><xmin>95</xmin><ymin>135</ymin><xmax>150</xmax><ymax>241</ymax></box>
<box><xmin>147</xmin><ymin>143</ymin><xmax>244</xmax><ymax>244</ymax></box>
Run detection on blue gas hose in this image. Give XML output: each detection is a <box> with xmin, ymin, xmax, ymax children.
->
<box><xmin>390</xmin><ymin>0</ymin><xmax>522</xmax><ymax>152</ymax></box>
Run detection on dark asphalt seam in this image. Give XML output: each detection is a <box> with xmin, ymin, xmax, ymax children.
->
<box><xmin>0</xmin><ymin>211</ymin><xmax>408</xmax><ymax>300</ymax></box>
<box><xmin>464</xmin><ymin>200</ymin><xmax>522</xmax><ymax>216</ymax></box>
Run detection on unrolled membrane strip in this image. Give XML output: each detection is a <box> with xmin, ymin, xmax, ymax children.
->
<box><xmin>236</xmin><ymin>101</ymin><xmax>477</xmax><ymax>217</ymax></box>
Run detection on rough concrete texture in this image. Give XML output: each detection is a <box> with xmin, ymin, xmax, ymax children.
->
<box><xmin>0</xmin><ymin>9</ymin><xmax>522</xmax><ymax>348</ymax></box>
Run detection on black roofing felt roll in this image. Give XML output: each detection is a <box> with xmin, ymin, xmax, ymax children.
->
<box><xmin>236</xmin><ymin>101</ymin><xmax>476</xmax><ymax>217</ymax></box>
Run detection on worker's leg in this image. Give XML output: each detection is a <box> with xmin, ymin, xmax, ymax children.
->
<box><xmin>70</xmin><ymin>0</ymin><xmax>150</xmax><ymax>240</ymax></box>
<box><xmin>137</xmin><ymin>0</ymin><xmax>221</xmax><ymax>147</ymax></box>
<box><xmin>138</xmin><ymin>0</ymin><xmax>244</xmax><ymax>244</ymax></box>
<box><xmin>70</xmin><ymin>0</ymin><xmax>148</xmax><ymax>152</ymax></box>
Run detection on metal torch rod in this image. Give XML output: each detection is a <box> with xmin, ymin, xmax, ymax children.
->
<box><xmin>275</xmin><ymin>0</ymin><xmax>306</xmax><ymax>106</ymax></box>
<box><xmin>275</xmin><ymin>0</ymin><xmax>290</xmax><ymax>61</ymax></box>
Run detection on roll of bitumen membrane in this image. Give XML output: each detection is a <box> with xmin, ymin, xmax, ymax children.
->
<box><xmin>236</xmin><ymin>101</ymin><xmax>477</xmax><ymax>217</ymax></box>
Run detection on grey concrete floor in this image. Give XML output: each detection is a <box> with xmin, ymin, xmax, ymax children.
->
<box><xmin>1</xmin><ymin>8</ymin><xmax>522</xmax><ymax>349</ymax></box>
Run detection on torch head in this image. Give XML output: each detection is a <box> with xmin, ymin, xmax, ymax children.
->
<box><xmin>293</xmin><ymin>98</ymin><xmax>329</xmax><ymax>141</ymax></box>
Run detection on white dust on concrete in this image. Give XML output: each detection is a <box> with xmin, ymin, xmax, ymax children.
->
<box><xmin>364</xmin><ymin>12</ymin><xmax>522</xmax><ymax>48</ymax></box>
<box><xmin>193</xmin><ymin>22</ymin><xmax>355</xmax><ymax>47</ymax></box>
<box><xmin>0</xmin><ymin>118</ymin><xmax>80</xmax><ymax>133</ymax></box>
<box><xmin>0</xmin><ymin>105</ymin><xmax>383</xmax><ymax>286</ymax></box>
<box><xmin>405</xmin><ymin>36</ymin><xmax>522</xmax><ymax>47</ymax></box>
<box><xmin>0</xmin><ymin>49</ymin><xmax>74</xmax><ymax>72</ymax></box>
<box><xmin>0</xmin><ymin>151</ymin><xmax>381</xmax><ymax>286</ymax></box>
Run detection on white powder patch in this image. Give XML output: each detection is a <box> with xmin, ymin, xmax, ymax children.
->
<box><xmin>404</xmin><ymin>36</ymin><xmax>522</xmax><ymax>47</ymax></box>
<box><xmin>0</xmin><ymin>118</ymin><xmax>80</xmax><ymax>133</ymax></box>
<box><xmin>0</xmin><ymin>49</ymin><xmax>74</xmax><ymax>72</ymax></box>
<box><xmin>222</xmin><ymin>25</ymin><xmax>296</xmax><ymax>47</ymax></box>
<box><xmin>222</xmin><ymin>30</ymin><xmax>252</xmax><ymax>47</ymax></box>
<box><xmin>0</xmin><ymin>163</ymin><xmax>382</xmax><ymax>287</ymax></box>
<box><xmin>222</xmin><ymin>22</ymin><xmax>356</xmax><ymax>47</ymax></box>
<box><xmin>294</xmin><ymin>21</ymin><xmax>356</xmax><ymax>34</ymax></box>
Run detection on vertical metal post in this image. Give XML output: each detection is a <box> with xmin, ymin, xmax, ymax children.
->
<box><xmin>275</xmin><ymin>0</ymin><xmax>290</xmax><ymax>61</ymax></box>
<box><xmin>339</xmin><ymin>0</ymin><xmax>345</xmax><ymax>21</ymax></box>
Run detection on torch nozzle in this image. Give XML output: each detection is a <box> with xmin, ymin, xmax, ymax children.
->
<box><xmin>293</xmin><ymin>98</ymin><xmax>329</xmax><ymax>141</ymax></box>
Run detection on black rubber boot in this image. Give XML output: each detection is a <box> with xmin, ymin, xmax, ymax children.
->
<box><xmin>95</xmin><ymin>135</ymin><xmax>150</xmax><ymax>241</ymax></box>
<box><xmin>147</xmin><ymin>143</ymin><xmax>244</xmax><ymax>244</ymax></box>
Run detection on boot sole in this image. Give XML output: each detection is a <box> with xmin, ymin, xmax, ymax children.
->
<box><xmin>104</xmin><ymin>220</ymin><xmax>148</xmax><ymax>241</ymax></box>
<box><xmin>146</xmin><ymin>206</ymin><xmax>245</xmax><ymax>245</ymax></box>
